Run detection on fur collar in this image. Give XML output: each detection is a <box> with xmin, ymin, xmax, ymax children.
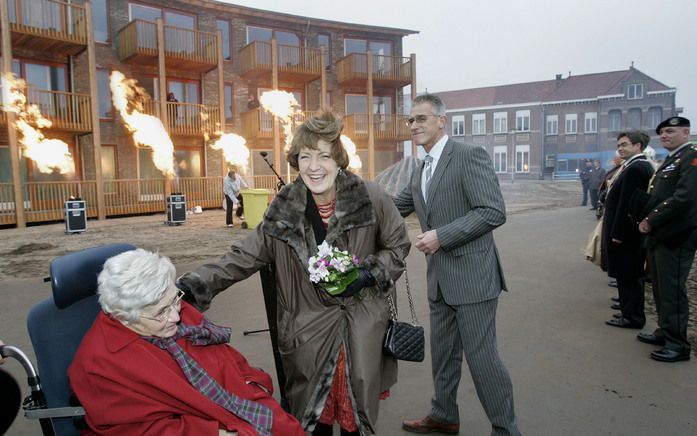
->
<box><xmin>262</xmin><ymin>170</ymin><xmax>376</xmax><ymax>267</ymax></box>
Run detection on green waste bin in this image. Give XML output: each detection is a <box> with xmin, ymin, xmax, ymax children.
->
<box><xmin>241</xmin><ymin>189</ymin><xmax>272</xmax><ymax>228</ymax></box>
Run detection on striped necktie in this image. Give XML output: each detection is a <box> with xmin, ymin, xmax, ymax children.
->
<box><xmin>423</xmin><ymin>154</ymin><xmax>433</xmax><ymax>200</ymax></box>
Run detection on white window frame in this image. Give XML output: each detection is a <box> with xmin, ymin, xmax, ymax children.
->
<box><xmin>627</xmin><ymin>83</ymin><xmax>644</xmax><ymax>100</ymax></box>
<box><xmin>516</xmin><ymin>110</ymin><xmax>530</xmax><ymax>132</ymax></box>
<box><xmin>515</xmin><ymin>144</ymin><xmax>530</xmax><ymax>173</ymax></box>
<box><xmin>493</xmin><ymin>112</ymin><xmax>507</xmax><ymax>134</ymax></box>
<box><xmin>584</xmin><ymin>112</ymin><xmax>597</xmax><ymax>133</ymax></box>
<box><xmin>472</xmin><ymin>113</ymin><xmax>486</xmax><ymax>135</ymax></box>
<box><xmin>565</xmin><ymin>114</ymin><xmax>577</xmax><ymax>134</ymax></box>
<box><xmin>494</xmin><ymin>145</ymin><xmax>507</xmax><ymax>174</ymax></box>
<box><xmin>546</xmin><ymin>115</ymin><xmax>558</xmax><ymax>135</ymax></box>
<box><xmin>451</xmin><ymin>115</ymin><xmax>465</xmax><ymax>136</ymax></box>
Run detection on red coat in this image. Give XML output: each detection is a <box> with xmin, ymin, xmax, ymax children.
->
<box><xmin>68</xmin><ymin>302</ymin><xmax>303</xmax><ymax>435</ymax></box>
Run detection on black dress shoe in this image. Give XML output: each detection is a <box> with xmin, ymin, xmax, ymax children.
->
<box><xmin>650</xmin><ymin>348</ymin><xmax>690</xmax><ymax>363</ymax></box>
<box><xmin>606</xmin><ymin>318</ymin><xmax>644</xmax><ymax>329</ymax></box>
<box><xmin>637</xmin><ymin>332</ymin><xmax>665</xmax><ymax>346</ymax></box>
<box><xmin>612</xmin><ymin>312</ymin><xmax>622</xmax><ymax>319</ymax></box>
<box><xmin>611</xmin><ymin>303</ymin><xmax>621</xmax><ymax>310</ymax></box>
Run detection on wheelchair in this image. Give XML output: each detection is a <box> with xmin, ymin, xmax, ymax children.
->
<box><xmin>0</xmin><ymin>243</ymin><xmax>136</xmax><ymax>436</ymax></box>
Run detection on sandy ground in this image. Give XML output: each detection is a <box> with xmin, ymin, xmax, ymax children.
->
<box><xmin>0</xmin><ymin>179</ymin><xmax>581</xmax><ymax>281</ymax></box>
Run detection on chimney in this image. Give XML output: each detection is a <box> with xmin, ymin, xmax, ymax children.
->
<box><xmin>555</xmin><ymin>74</ymin><xmax>562</xmax><ymax>80</ymax></box>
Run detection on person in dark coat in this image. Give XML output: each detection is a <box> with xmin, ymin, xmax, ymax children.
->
<box><xmin>603</xmin><ymin>130</ymin><xmax>654</xmax><ymax>329</ymax></box>
<box><xmin>637</xmin><ymin>116</ymin><xmax>697</xmax><ymax>362</ymax></box>
<box><xmin>579</xmin><ymin>159</ymin><xmax>592</xmax><ymax>206</ymax></box>
<box><xmin>588</xmin><ymin>159</ymin><xmax>606</xmax><ymax>210</ymax></box>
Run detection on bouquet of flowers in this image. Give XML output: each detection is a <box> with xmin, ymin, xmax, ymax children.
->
<box><xmin>308</xmin><ymin>241</ymin><xmax>360</xmax><ymax>296</ymax></box>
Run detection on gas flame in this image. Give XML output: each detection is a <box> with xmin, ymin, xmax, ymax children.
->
<box><xmin>340</xmin><ymin>135</ymin><xmax>362</xmax><ymax>171</ymax></box>
<box><xmin>259</xmin><ymin>90</ymin><xmax>300</xmax><ymax>151</ymax></box>
<box><xmin>210</xmin><ymin>133</ymin><xmax>250</xmax><ymax>174</ymax></box>
<box><xmin>0</xmin><ymin>73</ymin><xmax>75</xmax><ymax>174</ymax></box>
<box><xmin>109</xmin><ymin>71</ymin><xmax>175</xmax><ymax>177</ymax></box>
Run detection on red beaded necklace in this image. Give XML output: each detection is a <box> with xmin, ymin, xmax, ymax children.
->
<box><xmin>316</xmin><ymin>199</ymin><xmax>336</xmax><ymax>221</ymax></box>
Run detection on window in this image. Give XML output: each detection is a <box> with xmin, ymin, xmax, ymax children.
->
<box><xmin>217</xmin><ymin>20</ymin><xmax>231</xmax><ymax>60</ymax></box>
<box><xmin>101</xmin><ymin>144</ymin><xmax>117</xmax><ymax>193</ymax></box>
<box><xmin>472</xmin><ymin>113</ymin><xmax>486</xmax><ymax>135</ymax></box>
<box><xmin>648</xmin><ymin>107</ymin><xmax>662</xmax><ymax>130</ymax></box>
<box><xmin>584</xmin><ymin>112</ymin><xmax>597</xmax><ymax>133</ymax></box>
<box><xmin>494</xmin><ymin>146</ymin><xmax>507</xmax><ymax>173</ymax></box>
<box><xmin>344</xmin><ymin>38</ymin><xmax>392</xmax><ymax>56</ymax></box>
<box><xmin>247</xmin><ymin>26</ymin><xmax>272</xmax><ymax>43</ymax></box>
<box><xmin>515</xmin><ymin>110</ymin><xmax>530</xmax><ymax>132</ymax></box>
<box><xmin>174</xmin><ymin>148</ymin><xmax>202</xmax><ymax>178</ymax></box>
<box><xmin>494</xmin><ymin>112</ymin><xmax>507</xmax><ymax>134</ymax></box>
<box><xmin>546</xmin><ymin>115</ymin><xmax>558</xmax><ymax>135</ymax></box>
<box><xmin>452</xmin><ymin>115</ymin><xmax>465</xmax><ymax>136</ymax></box>
<box><xmin>92</xmin><ymin>0</ymin><xmax>109</xmax><ymax>43</ymax></box>
<box><xmin>318</xmin><ymin>34</ymin><xmax>330</xmax><ymax>68</ymax></box>
<box><xmin>515</xmin><ymin>145</ymin><xmax>530</xmax><ymax>173</ymax></box>
<box><xmin>609</xmin><ymin>110</ymin><xmax>622</xmax><ymax>131</ymax></box>
<box><xmin>565</xmin><ymin>114</ymin><xmax>577</xmax><ymax>134</ymax></box>
<box><xmin>96</xmin><ymin>69</ymin><xmax>112</xmax><ymax>118</ymax></box>
<box><xmin>628</xmin><ymin>108</ymin><xmax>642</xmax><ymax>129</ymax></box>
<box><xmin>224</xmin><ymin>83</ymin><xmax>233</xmax><ymax>125</ymax></box>
<box><xmin>627</xmin><ymin>83</ymin><xmax>644</xmax><ymax>100</ymax></box>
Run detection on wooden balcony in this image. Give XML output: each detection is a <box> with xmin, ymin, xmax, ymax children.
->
<box><xmin>238</xmin><ymin>41</ymin><xmax>322</xmax><ymax>84</ymax></box>
<box><xmin>0</xmin><ymin>86</ymin><xmax>91</xmax><ymax>133</ymax></box>
<box><xmin>337</xmin><ymin>53</ymin><xmax>413</xmax><ymax>88</ymax></box>
<box><xmin>343</xmin><ymin>114</ymin><xmax>411</xmax><ymax>141</ymax></box>
<box><xmin>117</xmin><ymin>20</ymin><xmax>218</xmax><ymax>72</ymax></box>
<box><xmin>240</xmin><ymin>108</ymin><xmax>320</xmax><ymax>140</ymax></box>
<box><xmin>7</xmin><ymin>0</ymin><xmax>87</xmax><ymax>55</ymax></box>
<box><xmin>141</xmin><ymin>100</ymin><xmax>220</xmax><ymax>137</ymax></box>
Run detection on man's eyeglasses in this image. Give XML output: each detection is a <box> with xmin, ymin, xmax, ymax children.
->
<box><xmin>406</xmin><ymin>114</ymin><xmax>439</xmax><ymax>126</ymax></box>
<box><xmin>140</xmin><ymin>289</ymin><xmax>184</xmax><ymax>323</ymax></box>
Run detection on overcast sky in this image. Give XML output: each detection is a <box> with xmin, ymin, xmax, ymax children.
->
<box><xmin>230</xmin><ymin>0</ymin><xmax>696</xmax><ymax>120</ymax></box>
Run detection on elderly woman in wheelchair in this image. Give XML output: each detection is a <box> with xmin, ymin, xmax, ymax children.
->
<box><xmin>68</xmin><ymin>248</ymin><xmax>303</xmax><ymax>436</ymax></box>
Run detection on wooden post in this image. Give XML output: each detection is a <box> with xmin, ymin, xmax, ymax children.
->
<box><xmin>217</xmin><ymin>29</ymin><xmax>226</xmax><ymax>176</ymax></box>
<box><xmin>320</xmin><ymin>45</ymin><xmax>327</xmax><ymax>111</ymax></box>
<box><xmin>156</xmin><ymin>18</ymin><xmax>171</xmax><ymax>198</ymax></box>
<box><xmin>367</xmin><ymin>51</ymin><xmax>375</xmax><ymax>179</ymax></box>
<box><xmin>271</xmin><ymin>38</ymin><xmax>281</xmax><ymax>175</ymax></box>
<box><xmin>0</xmin><ymin>0</ymin><xmax>26</xmax><ymax>227</ymax></box>
<box><xmin>410</xmin><ymin>53</ymin><xmax>417</xmax><ymax>157</ymax></box>
<box><xmin>85</xmin><ymin>1</ymin><xmax>105</xmax><ymax>220</ymax></box>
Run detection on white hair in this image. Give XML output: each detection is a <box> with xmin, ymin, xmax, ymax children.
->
<box><xmin>97</xmin><ymin>249</ymin><xmax>176</xmax><ymax>322</ymax></box>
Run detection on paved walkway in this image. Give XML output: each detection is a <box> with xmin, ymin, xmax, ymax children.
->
<box><xmin>2</xmin><ymin>206</ymin><xmax>696</xmax><ymax>435</ymax></box>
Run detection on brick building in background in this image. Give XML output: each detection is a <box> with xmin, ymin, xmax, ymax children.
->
<box><xmin>433</xmin><ymin>67</ymin><xmax>679</xmax><ymax>180</ymax></box>
<box><xmin>0</xmin><ymin>0</ymin><xmax>416</xmax><ymax>227</ymax></box>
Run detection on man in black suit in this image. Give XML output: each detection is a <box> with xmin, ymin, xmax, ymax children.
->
<box><xmin>603</xmin><ymin>130</ymin><xmax>654</xmax><ymax>329</ymax></box>
<box><xmin>637</xmin><ymin>116</ymin><xmax>697</xmax><ymax>362</ymax></box>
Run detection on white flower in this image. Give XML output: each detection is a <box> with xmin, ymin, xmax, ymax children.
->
<box><xmin>316</xmin><ymin>241</ymin><xmax>333</xmax><ymax>258</ymax></box>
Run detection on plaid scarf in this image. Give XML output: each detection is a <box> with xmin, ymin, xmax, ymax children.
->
<box><xmin>143</xmin><ymin>318</ymin><xmax>273</xmax><ymax>435</ymax></box>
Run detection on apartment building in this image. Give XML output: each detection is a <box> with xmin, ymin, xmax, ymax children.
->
<box><xmin>435</xmin><ymin>67</ymin><xmax>678</xmax><ymax>180</ymax></box>
<box><xmin>0</xmin><ymin>0</ymin><xmax>417</xmax><ymax>227</ymax></box>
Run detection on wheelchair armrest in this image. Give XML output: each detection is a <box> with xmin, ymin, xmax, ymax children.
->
<box><xmin>25</xmin><ymin>406</ymin><xmax>84</xmax><ymax>420</ymax></box>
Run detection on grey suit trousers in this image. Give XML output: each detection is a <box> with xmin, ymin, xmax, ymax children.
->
<box><xmin>429</xmin><ymin>286</ymin><xmax>520</xmax><ymax>436</ymax></box>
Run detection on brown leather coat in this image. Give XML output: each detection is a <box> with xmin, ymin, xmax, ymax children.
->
<box><xmin>191</xmin><ymin>171</ymin><xmax>410</xmax><ymax>433</ymax></box>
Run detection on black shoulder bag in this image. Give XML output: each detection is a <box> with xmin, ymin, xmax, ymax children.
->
<box><xmin>383</xmin><ymin>271</ymin><xmax>425</xmax><ymax>362</ymax></box>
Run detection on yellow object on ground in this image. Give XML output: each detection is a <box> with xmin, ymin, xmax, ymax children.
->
<box><xmin>241</xmin><ymin>189</ymin><xmax>273</xmax><ymax>228</ymax></box>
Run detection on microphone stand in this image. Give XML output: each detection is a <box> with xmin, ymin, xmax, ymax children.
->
<box><xmin>259</xmin><ymin>151</ymin><xmax>286</xmax><ymax>191</ymax></box>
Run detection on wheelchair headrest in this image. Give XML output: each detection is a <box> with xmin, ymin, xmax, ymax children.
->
<box><xmin>49</xmin><ymin>243</ymin><xmax>137</xmax><ymax>309</ymax></box>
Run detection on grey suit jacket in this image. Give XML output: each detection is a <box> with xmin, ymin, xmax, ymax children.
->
<box><xmin>394</xmin><ymin>139</ymin><xmax>508</xmax><ymax>305</ymax></box>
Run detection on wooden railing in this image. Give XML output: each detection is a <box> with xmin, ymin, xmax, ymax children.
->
<box><xmin>164</xmin><ymin>24</ymin><xmax>218</xmax><ymax>65</ymax></box>
<box><xmin>8</xmin><ymin>0</ymin><xmax>87</xmax><ymax>44</ymax></box>
<box><xmin>344</xmin><ymin>113</ymin><xmax>411</xmax><ymax>140</ymax></box>
<box><xmin>240</xmin><ymin>109</ymin><xmax>320</xmax><ymax>139</ymax></box>
<box><xmin>117</xmin><ymin>20</ymin><xmax>218</xmax><ymax>67</ymax></box>
<box><xmin>24</xmin><ymin>87</ymin><xmax>92</xmax><ymax>131</ymax></box>
<box><xmin>238</xmin><ymin>41</ymin><xmax>322</xmax><ymax>79</ymax></box>
<box><xmin>138</xmin><ymin>100</ymin><xmax>220</xmax><ymax>137</ymax></box>
<box><xmin>118</xmin><ymin>19</ymin><xmax>157</xmax><ymax>60</ymax></box>
<box><xmin>337</xmin><ymin>53</ymin><xmax>412</xmax><ymax>86</ymax></box>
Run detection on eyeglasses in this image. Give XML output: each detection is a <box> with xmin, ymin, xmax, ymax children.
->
<box><xmin>406</xmin><ymin>114</ymin><xmax>439</xmax><ymax>126</ymax></box>
<box><xmin>140</xmin><ymin>289</ymin><xmax>184</xmax><ymax>323</ymax></box>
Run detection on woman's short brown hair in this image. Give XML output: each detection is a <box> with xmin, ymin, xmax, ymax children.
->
<box><xmin>286</xmin><ymin>111</ymin><xmax>349</xmax><ymax>170</ymax></box>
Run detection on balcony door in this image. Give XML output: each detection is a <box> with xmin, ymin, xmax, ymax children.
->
<box><xmin>257</xmin><ymin>88</ymin><xmax>303</xmax><ymax>132</ymax></box>
<box><xmin>346</xmin><ymin>94</ymin><xmax>392</xmax><ymax>133</ymax></box>
<box><xmin>129</xmin><ymin>3</ymin><xmax>195</xmax><ymax>52</ymax></box>
<box><xmin>247</xmin><ymin>27</ymin><xmax>301</xmax><ymax>66</ymax></box>
<box><xmin>14</xmin><ymin>60</ymin><xmax>67</xmax><ymax>118</ymax></box>
<box><xmin>166</xmin><ymin>80</ymin><xmax>199</xmax><ymax>128</ymax></box>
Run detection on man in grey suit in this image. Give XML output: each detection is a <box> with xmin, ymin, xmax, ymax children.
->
<box><xmin>395</xmin><ymin>94</ymin><xmax>520</xmax><ymax>435</ymax></box>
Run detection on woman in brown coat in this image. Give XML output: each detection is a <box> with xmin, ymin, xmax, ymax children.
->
<box><xmin>178</xmin><ymin>112</ymin><xmax>411</xmax><ymax>435</ymax></box>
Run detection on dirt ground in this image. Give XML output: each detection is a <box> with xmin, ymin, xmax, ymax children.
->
<box><xmin>0</xmin><ymin>180</ymin><xmax>581</xmax><ymax>281</ymax></box>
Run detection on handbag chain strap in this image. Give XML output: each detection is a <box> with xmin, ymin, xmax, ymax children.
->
<box><xmin>386</xmin><ymin>270</ymin><xmax>419</xmax><ymax>325</ymax></box>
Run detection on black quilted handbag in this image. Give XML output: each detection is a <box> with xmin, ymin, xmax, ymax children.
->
<box><xmin>383</xmin><ymin>271</ymin><xmax>425</xmax><ymax>362</ymax></box>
